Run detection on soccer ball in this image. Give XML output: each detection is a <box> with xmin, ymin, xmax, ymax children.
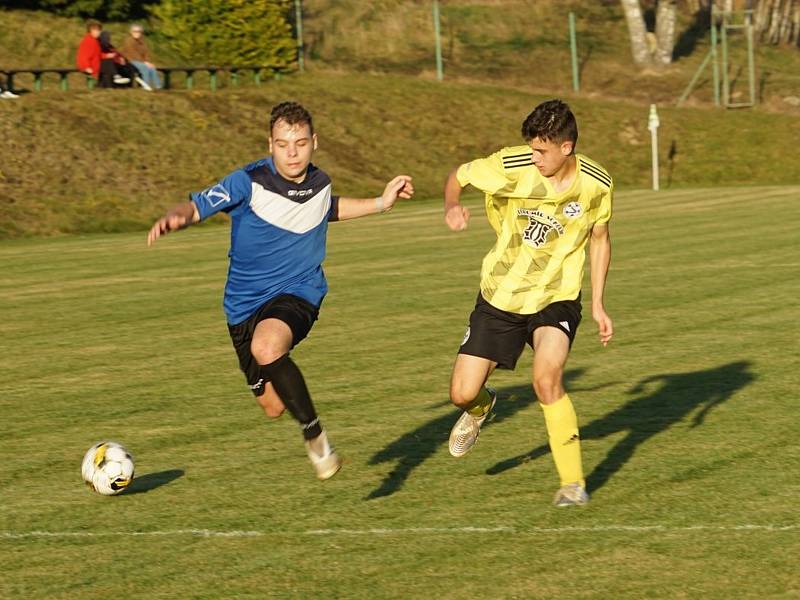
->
<box><xmin>81</xmin><ymin>441</ymin><xmax>135</xmax><ymax>496</ymax></box>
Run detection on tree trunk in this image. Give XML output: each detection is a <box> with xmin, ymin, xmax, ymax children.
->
<box><xmin>753</xmin><ymin>0</ymin><xmax>799</xmax><ymax>45</ymax></box>
<box><xmin>654</xmin><ymin>0</ymin><xmax>678</xmax><ymax>65</ymax></box>
<box><xmin>620</xmin><ymin>0</ymin><xmax>652</xmax><ymax>65</ymax></box>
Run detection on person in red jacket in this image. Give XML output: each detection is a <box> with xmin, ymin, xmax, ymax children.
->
<box><xmin>76</xmin><ymin>19</ymin><xmax>103</xmax><ymax>79</ymax></box>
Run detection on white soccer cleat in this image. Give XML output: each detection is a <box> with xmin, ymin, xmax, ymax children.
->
<box><xmin>135</xmin><ymin>76</ymin><xmax>152</xmax><ymax>91</ymax></box>
<box><xmin>553</xmin><ymin>483</ymin><xmax>590</xmax><ymax>507</ymax></box>
<box><xmin>305</xmin><ymin>429</ymin><xmax>341</xmax><ymax>481</ymax></box>
<box><xmin>448</xmin><ymin>389</ymin><xmax>496</xmax><ymax>458</ymax></box>
<box><xmin>113</xmin><ymin>74</ymin><xmax>131</xmax><ymax>84</ymax></box>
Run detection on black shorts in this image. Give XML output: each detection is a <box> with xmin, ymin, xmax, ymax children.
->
<box><xmin>458</xmin><ymin>292</ymin><xmax>582</xmax><ymax>370</ymax></box>
<box><xmin>228</xmin><ymin>294</ymin><xmax>319</xmax><ymax>396</ymax></box>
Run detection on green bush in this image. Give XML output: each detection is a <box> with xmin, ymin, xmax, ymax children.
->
<box><xmin>149</xmin><ymin>0</ymin><xmax>296</xmax><ymax>68</ymax></box>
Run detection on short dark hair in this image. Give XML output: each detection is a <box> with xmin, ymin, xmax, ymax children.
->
<box><xmin>86</xmin><ymin>19</ymin><xmax>102</xmax><ymax>32</ymax></box>
<box><xmin>269</xmin><ymin>102</ymin><xmax>314</xmax><ymax>136</ymax></box>
<box><xmin>521</xmin><ymin>99</ymin><xmax>578</xmax><ymax>149</ymax></box>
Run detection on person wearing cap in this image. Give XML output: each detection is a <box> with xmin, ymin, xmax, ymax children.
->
<box><xmin>121</xmin><ymin>24</ymin><xmax>162</xmax><ymax>90</ymax></box>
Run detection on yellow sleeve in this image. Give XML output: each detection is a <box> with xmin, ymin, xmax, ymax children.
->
<box><xmin>456</xmin><ymin>151</ymin><xmax>513</xmax><ymax>195</ymax></box>
<box><xmin>595</xmin><ymin>184</ymin><xmax>613</xmax><ymax>225</ymax></box>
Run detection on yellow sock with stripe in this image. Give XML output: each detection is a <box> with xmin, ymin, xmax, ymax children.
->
<box><xmin>541</xmin><ymin>394</ymin><xmax>585</xmax><ymax>488</ymax></box>
<box><xmin>465</xmin><ymin>386</ymin><xmax>493</xmax><ymax>417</ymax></box>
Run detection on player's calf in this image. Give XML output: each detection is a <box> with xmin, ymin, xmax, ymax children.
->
<box><xmin>260</xmin><ymin>354</ymin><xmax>342</xmax><ymax>480</ymax></box>
<box><xmin>256</xmin><ymin>386</ymin><xmax>286</xmax><ymax>419</ymax></box>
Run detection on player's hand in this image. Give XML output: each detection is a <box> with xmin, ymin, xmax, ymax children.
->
<box><xmin>445</xmin><ymin>205</ymin><xmax>470</xmax><ymax>231</ymax></box>
<box><xmin>147</xmin><ymin>214</ymin><xmax>187</xmax><ymax>246</ymax></box>
<box><xmin>380</xmin><ymin>175</ymin><xmax>414</xmax><ymax>212</ymax></box>
<box><xmin>592</xmin><ymin>306</ymin><xmax>613</xmax><ymax>346</ymax></box>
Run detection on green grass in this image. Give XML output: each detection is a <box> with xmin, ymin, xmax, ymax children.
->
<box><xmin>1</xmin><ymin>186</ymin><xmax>798</xmax><ymax>598</ymax></box>
<box><xmin>3</xmin><ymin>70</ymin><xmax>800</xmax><ymax>239</ymax></box>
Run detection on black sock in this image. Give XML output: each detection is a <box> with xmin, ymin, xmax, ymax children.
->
<box><xmin>261</xmin><ymin>354</ymin><xmax>322</xmax><ymax>440</ymax></box>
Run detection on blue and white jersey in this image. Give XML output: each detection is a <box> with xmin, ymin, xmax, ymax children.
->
<box><xmin>191</xmin><ymin>157</ymin><xmax>340</xmax><ymax>325</ymax></box>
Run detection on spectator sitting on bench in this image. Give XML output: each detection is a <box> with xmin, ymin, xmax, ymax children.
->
<box><xmin>98</xmin><ymin>30</ymin><xmax>132</xmax><ymax>88</ymax></box>
<box><xmin>0</xmin><ymin>74</ymin><xmax>19</xmax><ymax>99</ymax></box>
<box><xmin>76</xmin><ymin>19</ymin><xmax>104</xmax><ymax>83</ymax></box>
<box><xmin>121</xmin><ymin>24</ymin><xmax>162</xmax><ymax>90</ymax></box>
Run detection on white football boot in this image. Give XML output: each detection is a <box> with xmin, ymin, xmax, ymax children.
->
<box><xmin>305</xmin><ymin>429</ymin><xmax>342</xmax><ymax>480</ymax></box>
<box><xmin>448</xmin><ymin>388</ymin><xmax>497</xmax><ymax>457</ymax></box>
<box><xmin>553</xmin><ymin>483</ymin><xmax>590</xmax><ymax>507</ymax></box>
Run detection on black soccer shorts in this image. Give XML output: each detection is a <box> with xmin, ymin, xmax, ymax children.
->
<box><xmin>227</xmin><ymin>294</ymin><xmax>319</xmax><ymax>396</ymax></box>
<box><xmin>458</xmin><ymin>292</ymin><xmax>582</xmax><ymax>370</ymax></box>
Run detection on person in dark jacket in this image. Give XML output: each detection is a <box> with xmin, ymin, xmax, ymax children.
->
<box><xmin>98</xmin><ymin>31</ymin><xmax>132</xmax><ymax>88</ymax></box>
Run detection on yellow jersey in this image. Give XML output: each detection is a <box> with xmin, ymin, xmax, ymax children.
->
<box><xmin>456</xmin><ymin>146</ymin><xmax>613</xmax><ymax>314</ymax></box>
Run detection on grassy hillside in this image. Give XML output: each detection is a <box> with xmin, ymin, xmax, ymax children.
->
<box><xmin>301</xmin><ymin>0</ymin><xmax>800</xmax><ymax>110</ymax></box>
<box><xmin>2</xmin><ymin>3</ymin><xmax>799</xmax><ymax>109</ymax></box>
<box><xmin>2</xmin><ymin>69</ymin><xmax>800</xmax><ymax>238</ymax></box>
<box><xmin>1</xmin><ymin>5</ymin><xmax>799</xmax><ymax>238</ymax></box>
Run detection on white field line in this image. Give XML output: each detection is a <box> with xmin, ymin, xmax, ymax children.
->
<box><xmin>1</xmin><ymin>524</ymin><xmax>797</xmax><ymax>540</ymax></box>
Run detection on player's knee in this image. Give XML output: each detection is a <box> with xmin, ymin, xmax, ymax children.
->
<box><xmin>533</xmin><ymin>374</ymin><xmax>563</xmax><ymax>404</ymax></box>
<box><xmin>251</xmin><ymin>339</ymin><xmax>285</xmax><ymax>366</ymax></box>
<box><xmin>449</xmin><ymin>383</ymin><xmax>477</xmax><ymax>409</ymax></box>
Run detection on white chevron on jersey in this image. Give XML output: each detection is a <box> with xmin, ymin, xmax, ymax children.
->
<box><xmin>249</xmin><ymin>183</ymin><xmax>332</xmax><ymax>234</ymax></box>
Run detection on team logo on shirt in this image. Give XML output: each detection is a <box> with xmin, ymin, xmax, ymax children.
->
<box><xmin>518</xmin><ymin>209</ymin><xmax>564</xmax><ymax>248</ymax></box>
<box><xmin>563</xmin><ymin>202</ymin><xmax>583</xmax><ymax>218</ymax></box>
<box><xmin>203</xmin><ymin>184</ymin><xmax>231</xmax><ymax>207</ymax></box>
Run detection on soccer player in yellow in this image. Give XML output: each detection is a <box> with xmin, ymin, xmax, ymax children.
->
<box><xmin>443</xmin><ymin>99</ymin><xmax>613</xmax><ymax>507</ymax></box>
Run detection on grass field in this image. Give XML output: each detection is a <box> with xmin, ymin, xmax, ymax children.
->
<box><xmin>1</xmin><ymin>185</ymin><xmax>798</xmax><ymax>598</ymax></box>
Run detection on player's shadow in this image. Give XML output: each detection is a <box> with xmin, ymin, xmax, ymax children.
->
<box><xmin>365</xmin><ymin>368</ymin><xmax>604</xmax><ymax>500</ymax></box>
<box><xmin>123</xmin><ymin>469</ymin><xmax>184</xmax><ymax>495</ymax></box>
<box><xmin>486</xmin><ymin>361</ymin><xmax>755</xmax><ymax>493</ymax></box>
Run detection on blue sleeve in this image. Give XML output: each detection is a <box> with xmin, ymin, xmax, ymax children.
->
<box><xmin>190</xmin><ymin>169</ymin><xmax>252</xmax><ymax>220</ymax></box>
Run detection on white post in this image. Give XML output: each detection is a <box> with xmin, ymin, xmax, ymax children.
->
<box><xmin>648</xmin><ymin>104</ymin><xmax>660</xmax><ymax>191</ymax></box>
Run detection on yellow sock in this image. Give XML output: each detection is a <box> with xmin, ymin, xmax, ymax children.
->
<box><xmin>466</xmin><ymin>386</ymin><xmax>492</xmax><ymax>417</ymax></box>
<box><xmin>541</xmin><ymin>394</ymin><xmax>585</xmax><ymax>488</ymax></box>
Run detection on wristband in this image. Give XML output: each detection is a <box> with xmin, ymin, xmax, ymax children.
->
<box><xmin>375</xmin><ymin>196</ymin><xmax>385</xmax><ymax>213</ymax></box>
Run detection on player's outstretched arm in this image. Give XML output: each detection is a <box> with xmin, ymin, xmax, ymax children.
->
<box><xmin>336</xmin><ymin>175</ymin><xmax>414</xmax><ymax>221</ymax></box>
<box><xmin>589</xmin><ymin>223</ymin><xmax>613</xmax><ymax>346</ymax></box>
<box><xmin>147</xmin><ymin>201</ymin><xmax>200</xmax><ymax>246</ymax></box>
<box><xmin>443</xmin><ymin>167</ymin><xmax>470</xmax><ymax>231</ymax></box>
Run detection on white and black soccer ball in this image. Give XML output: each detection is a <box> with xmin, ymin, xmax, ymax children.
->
<box><xmin>81</xmin><ymin>441</ymin><xmax>135</xmax><ymax>496</ymax></box>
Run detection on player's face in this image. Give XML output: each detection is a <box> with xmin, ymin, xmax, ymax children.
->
<box><xmin>269</xmin><ymin>120</ymin><xmax>317</xmax><ymax>182</ymax></box>
<box><xmin>529</xmin><ymin>137</ymin><xmax>574</xmax><ymax>178</ymax></box>
<box><xmin>90</xmin><ymin>27</ymin><xmax>102</xmax><ymax>39</ymax></box>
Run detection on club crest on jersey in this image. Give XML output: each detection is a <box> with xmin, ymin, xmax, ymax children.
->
<box><xmin>203</xmin><ymin>184</ymin><xmax>231</xmax><ymax>208</ymax></box>
<box><xmin>518</xmin><ymin>209</ymin><xmax>564</xmax><ymax>248</ymax></box>
<box><xmin>563</xmin><ymin>202</ymin><xmax>583</xmax><ymax>218</ymax></box>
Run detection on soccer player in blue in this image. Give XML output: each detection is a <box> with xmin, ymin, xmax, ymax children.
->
<box><xmin>147</xmin><ymin>102</ymin><xmax>414</xmax><ymax>480</ymax></box>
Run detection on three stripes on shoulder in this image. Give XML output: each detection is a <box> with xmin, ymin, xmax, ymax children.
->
<box><xmin>501</xmin><ymin>151</ymin><xmax>612</xmax><ymax>189</ymax></box>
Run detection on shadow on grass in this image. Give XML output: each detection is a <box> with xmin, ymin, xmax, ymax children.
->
<box><xmin>364</xmin><ymin>368</ymin><xmax>596</xmax><ymax>500</ymax></box>
<box><xmin>486</xmin><ymin>361</ymin><xmax>755</xmax><ymax>494</ymax></box>
<box><xmin>124</xmin><ymin>469</ymin><xmax>184</xmax><ymax>495</ymax></box>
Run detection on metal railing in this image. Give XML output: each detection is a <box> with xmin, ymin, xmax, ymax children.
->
<box><xmin>0</xmin><ymin>65</ymin><xmax>286</xmax><ymax>93</ymax></box>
